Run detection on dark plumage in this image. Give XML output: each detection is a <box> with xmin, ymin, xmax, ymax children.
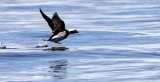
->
<box><xmin>40</xmin><ymin>8</ymin><xmax>70</xmax><ymax>43</ymax></box>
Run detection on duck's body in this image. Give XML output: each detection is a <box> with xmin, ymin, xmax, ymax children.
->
<box><xmin>40</xmin><ymin>8</ymin><xmax>70</xmax><ymax>43</ymax></box>
<box><xmin>48</xmin><ymin>30</ymin><xmax>69</xmax><ymax>43</ymax></box>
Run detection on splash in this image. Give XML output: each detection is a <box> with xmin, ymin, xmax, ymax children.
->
<box><xmin>0</xmin><ymin>42</ymin><xmax>6</xmax><ymax>49</ymax></box>
<box><xmin>36</xmin><ymin>40</ymin><xmax>48</xmax><ymax>48</ymax></box>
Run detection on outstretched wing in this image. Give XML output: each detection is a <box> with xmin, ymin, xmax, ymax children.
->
<box><xmin>52</xmin><ymin>12</ymin><xmax>66</xmax><ymax>34</ymax></box>
<box><xmin>40</xmin><ymin>8</ymin><xmax>54</xmax><ymax>30</ymax></box>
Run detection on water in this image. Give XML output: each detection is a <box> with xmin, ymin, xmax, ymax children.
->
<box><xmin>1</xmin><ymin>0</ymin><xmax>160</xmax><ymax>81</ymax></box>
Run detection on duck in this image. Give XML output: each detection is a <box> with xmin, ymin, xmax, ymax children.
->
<box><xmin>40</xmin><ymin>8</ymin><xmax>76</xmax><ymax>43</ymax></box>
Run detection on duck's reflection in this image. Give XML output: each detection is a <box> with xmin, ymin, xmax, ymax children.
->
<box><xmin>49</xmin><ymin>59</ymin><xmax>68</xmax><ymax>79</ymax></box>
<box><xmin>44</xmin><ymin>47</ymin><xmax>69</xmax><ymax>51</ymax></box>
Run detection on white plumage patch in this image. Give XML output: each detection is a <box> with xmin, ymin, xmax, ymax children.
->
<box><xmin>51</xmin><ymin>31</ymin><xmax>66</xmax><ymax>42</ymax></box>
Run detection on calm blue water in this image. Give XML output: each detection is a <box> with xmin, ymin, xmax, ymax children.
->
<box><xmin>1</xmin><ymin>0</ymin><xmax>160</xmax><ymax>81</ymax></box>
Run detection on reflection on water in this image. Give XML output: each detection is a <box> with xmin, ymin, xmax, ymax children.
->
<box><xmin>49</xmin><ymin>59</ymin><xmax>68</xmax><ymax>79</ymax></box>
<box><xmin>44</xmin><ymin>47</ymin><xmax>69</xmax><ymax>51</ymax></box>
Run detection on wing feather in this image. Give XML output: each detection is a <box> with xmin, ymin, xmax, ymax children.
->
<box><xmin>52</xmin><ymin>12</ymin><xmax>66</xmax><ymax>34</ymax></box>
<box><xmin>40</xmin><ymin>8</ymin><xmax>54</xmax><ymax>30</ymax></box>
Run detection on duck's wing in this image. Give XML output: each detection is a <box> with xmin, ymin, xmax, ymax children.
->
<box><xmin>40</xmin><ymin>8</ymin><xmax>54</xmax><ymax>30</ymax></box>
<box><xmin>52</xmin><ymin>12</ymin><xmax>66</xmax><ymax>34</ymax></box>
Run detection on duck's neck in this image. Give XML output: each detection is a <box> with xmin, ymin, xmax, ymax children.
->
<box><xmin>64</xmin><ymin>30</ymin><xmax>70</xmax><ymax>39</ymax></box>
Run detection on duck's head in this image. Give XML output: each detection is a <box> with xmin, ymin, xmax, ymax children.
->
<box><xmin>69</xmin><ymin>29</ymin><xmax>79</xmax><ymax>34</ymax></box>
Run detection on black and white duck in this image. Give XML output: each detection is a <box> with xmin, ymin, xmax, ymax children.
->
<box><xmin>40</xmin><ymin>8</ymin><xmax>78</xmax><ymax>44</ymax></box>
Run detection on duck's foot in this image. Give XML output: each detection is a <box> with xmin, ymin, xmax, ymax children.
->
<box><xmin>42</xmin><ymin>39</ymin><xmax>48</xmax><ymax>41</ymax></box>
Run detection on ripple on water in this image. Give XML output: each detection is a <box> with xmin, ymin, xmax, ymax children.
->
<box><xmin>1</xmin><ymin>0</ymin><xmax>160</xmax><ymax>81</ymax></box>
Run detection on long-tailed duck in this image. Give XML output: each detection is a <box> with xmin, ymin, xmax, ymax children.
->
<box><xmin>40</xmin><ymin>8</ymin><xmax>77</xmax><ymax>43</ymax></box>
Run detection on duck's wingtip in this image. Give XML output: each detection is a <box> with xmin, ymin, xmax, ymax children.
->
<box><xmin>53</xmin><ymin>12</ymin><xmax>58</xmax><ymax>15</ymax></box>
<box><xmin>39</xmin><ymin>7</ymin><xmax>42</xmax><ymax>11</ymax></box>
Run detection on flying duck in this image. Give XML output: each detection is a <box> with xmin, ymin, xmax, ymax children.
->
<box><xmin>40</xmin><ymin>8</ymin><xmax>74</xmax><ymax>43</ymax></box>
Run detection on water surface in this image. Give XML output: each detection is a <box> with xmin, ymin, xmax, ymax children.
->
<box><xmin>1</xmin><ymin>0</ymin><xmax>160</xmax><ymax>81</ymax></box>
